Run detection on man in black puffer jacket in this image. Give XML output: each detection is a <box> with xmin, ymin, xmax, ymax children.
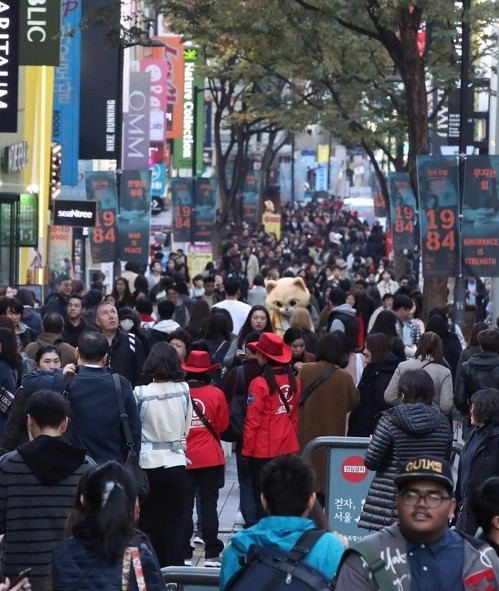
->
<box><xmin>454</xmin><ymin>328</ymin><xmax>499</xmax><ymax>428</ymax></box>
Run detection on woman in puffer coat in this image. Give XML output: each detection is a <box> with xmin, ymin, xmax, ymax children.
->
<box><xmin>52</xmin><ymin>461</ymin><xmax>165</xmax><ymax>591</ymax></box>
<box><xmin>359</xmin><ymin>369</ymin><xmax>453</xmax><ymax>531</ymax></box>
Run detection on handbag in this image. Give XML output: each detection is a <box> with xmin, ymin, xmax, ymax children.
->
<box><xmin>121</xmin><ymin>546</ymin><xmax>146</xmax><ymax>591</ymax></box>
<box><xmin>0</xmin><ymin>386</ymin><xmax>14</xmax><ymax>416</ymax></box>
<box><xmin>112</xmin><ymin>374</ymin><xmax>150</xmax><ymax>501</ymax></box>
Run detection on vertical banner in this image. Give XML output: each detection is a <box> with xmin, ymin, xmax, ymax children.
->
<box><xmin>123</xmin><ymin>72</ymin><xmax>151</xmax><ymax>170</ymax></box>
<box><xmin>0</xmin><ymin>2</ymin><xmax>20</xmax><ymax>133</ymax></box>
<box><xmin>417</xmin><ymin>156</ymin><xmax>459</xmax><ymax>278</ymax></box>
<box><xmin>53</xmin><ymin>0</ymin><xmax>81</xmax><ymax>186</ymax></box>
<box><xmin>85</xmin><ymin>171</ymin><xmax>118</xmax><ymax>263</ymax></box>
<box><xmin>119</xmin><ymin>171</ymin><xmax>152</xmax><ymax>264</ymax></box>
<box><xmin>242</xmin><ymin>170</ymin><xmax>260</xmax><ymax>225</ymax></box>
<box><xmin>140</xmin><ymin>59</ymin><xmax>167</xmax><ymax>142</ymax></box>
<box><xmin>79</xmin><ymin>0</ymin><xmax>120</xmax><ymax>160</ymax></box>
<box><xmin>371</xmin><ymin>175</ymin><xmax>388</xmax><ymax>218</ymax></box>
<box><xmin>19</xmin><ymin>0</ymin><xmax>61</xmax><ymax>65</ymax></box>
<box><xmin>158</xmin><ymin>35</ymin><xmax>184</xmax><ymax>140</ymax></box>
<box><xmin>171</xmin><ymin>179</ymin><xmax>193</xmax><ymax>242</ymax></box>
<box><xmin>193</xmin><ymin>179</ymin><xmax>216</xmax><ymax>242</ymax></box>
<box><xmin>388</xmin><ymin>173</ymin><xmax>417</xmax><ymax>252</ymax></box>
<box><xmin>172</xmin><ymin>48</ymin><xmax>204</xmax><ymax>174</ymax></box>
<box><xmin>462</xmin><ymin>156</ymin><xmax>499</xmax><ymax>277</ymax></box>
<box><xmin>48</xmin><ymin>225</ymin><xmax>73</xmax><ymax>277</ymax></box>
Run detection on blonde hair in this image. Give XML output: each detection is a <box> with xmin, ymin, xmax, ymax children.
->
<box><xmin>290</xmin><ymin>307</ymin><xmax>314</xmax><ymax>332</ymax></box>
<box><xmin>265</xmin><ymin>269</ymin><xmax>279</xmax><ymax>283</ymax></box>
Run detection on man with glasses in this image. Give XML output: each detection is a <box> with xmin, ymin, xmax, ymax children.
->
<box><xmin>334</xmin><ymin>456</ymin><xmax>499</xmax><ymax>590</ymax></box>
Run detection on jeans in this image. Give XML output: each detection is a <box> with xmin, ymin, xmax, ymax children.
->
<box><xmin>248</xmin><ymin>457</ymin><xmax>273</xmax><ymax>521</ymax></box>
<box><xmin>236</xmin><ymin>444</ymin><xmax>257</xmax><ymax>527</ymax></box>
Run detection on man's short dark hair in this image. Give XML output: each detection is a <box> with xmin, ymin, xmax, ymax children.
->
<box><xmin>6</xmin><ymin>298</ymin><xmax>23</xmax><ymax>314</ymax></box>
<box><xmin>224</xmin><ymin>277</ymin><xmax>241</xmax><ymax>296</ymax></box>
<box><xmin>203</xmin><ymin>276</ymin><xmax>215</xmax><ymax>285</ymax></box>
<box><xmin>77</xmin><ymin>332</ymin><xmax>109</xmax><ymax>362</ymax></box>
<box><xmin>261</xmin><ymin>455</ymin><xmax>314</xmax><ymax>516</ymax></box>
<box><xmin>35</xmin><ymin>344</ymin><xmax>61</xmax><ymax>365</ymax></box>
<box><xmin>382</xmin><ymin>293</ymin><xmax>394</xmax><ymax>302</ymax></box>
<box><xmin>135</xmin><ymin>298</ymin><xmax>153</xmax><ymax>315</ymax></box>
<box><xmin>42</xmin><ymin>312</ymin><xmax>64</xmax><ymax>334</ymax></box>
<box><xmin>478</xmin><ymin>329</ymin><xmax>499</xmax><ymax>353</ymax></box>
<box><xmin>157</xmin><ymin>299</ymin><xmax>175</xmax><ymax>320</ymax></box>
<box><xmin>471</xmin><ymin>388</ymin><xmax>499</xmax><ymax>425</ymax></box>
<box><xmin>392</xmin><ymin>294</ymin><xmax>414</xmax><ymax>312</ymax></box>
<box><xmin>253</xmin><ymin>274</ymin><xmax>264</xmax><ymax>287</ymax></box>
<box><xmin>470</xmin><ymin>477</ymin><xmax>499</xmax><ymax>535</ymax></box>
<box><xmin>329</xmin><ymin>287</ymin><xmax>346</xmax><ymax>307</ymax></box>
<box><xmin>84</xmin><ymin>289</ymin><xmax>103</xmax><ymax>309</ymax></box>
<box><xmin>355</xmin><ymin>279</ymin><xmax>367</xmax><ymax>288</ymax></box>
<box><xmin>56</xmin><ymin>274</ymin><xmax>71</xmax><ymax>285</ymax></box>
<box><xmin>68</xmin><ymin>293</ymin><xmax>84</xmax><ymax>305</ymax></box>
<box><xmin>26</xmin><ymin>390</ymin><xmax>70</xmax><ymax>429</ymax></box>
<box><xmin>15</xmin><ymin>288</ymin><xmax>35</xmax><ymax>307</ymax></box>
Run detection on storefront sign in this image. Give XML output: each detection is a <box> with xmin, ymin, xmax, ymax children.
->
<box><xmin>158</xmin><ymin>35</ymin><xmax>184</xmax><ymax>140</ymax></box>
<box><xmin>417</xmin><ymin>156</ymin><xmax>459</xmax><ymax>277</ymax></box>
<box><xmin>123</xmin><ymin>72</ymin><xmax>151</xmax><ymax>170</ymax></box>
<box><xmin>0</xmin><ymin>2</ymin><xmax>20</xmax><ymax>133</ymax></box>
<box><xmin>2</xmin><ymin>142</ymin><xmax>29</xmax><ymax>173</ymax></box>
<box><xmin>388</xmin><ymin>173</ymin><xmax>417</xmax><ymax>252</ymax></box>
<box><xmin>462</xmin><ymin>156</ymin><xmax>499</xmax><ymax>276</ymax></box>
<box><xmin>19</xmin><ymin>0</ymin><xmax>61</xmax><ymax>66</ymax></box>
<box><xmin>19</xmin><ymin>193</ymin><xmax>38</xmax><ymax>247</ymax></box>
<box><xmin>118</xmin><ymin>170</ymin><xmax>151</xmax><ymax>264</ymax></box>
<box><xmin>85</xmin><ymin>171</ymin><xmax>118</xmax><ymax>263</ymax></box>
<box><xmin>171</xmin><ymin>179</ymin><xmax>193</xmax><ymax>242</ymax></box>
<box><xmin>140</xmin><ymin>58</ymin><xmax>167</xmax><ymax>114</ymax></box>
<box><xmin>53</xmin><ymin>199</ymin><xmax>97</xmax><ymax>227</ymax></box>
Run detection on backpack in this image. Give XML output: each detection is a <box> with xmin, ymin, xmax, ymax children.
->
<box><xmin>221</xmin><ymin>366</ymin><xmax>247</xmax><ymax>442</ymax></box>
<box><xmin>225</xmin><ymin>529</ymin><xmax>332</xmax><ymax>591</ymax></box>
<box><xmin>19</xmin><ymin>352</ymin><xmax>36</xmax><ymax>381</ymax></box>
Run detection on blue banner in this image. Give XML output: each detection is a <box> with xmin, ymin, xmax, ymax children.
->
<box><xmin>52</xmin><ymin>0</ymin><xmax>81</xmax><ymax>185</ymax></box>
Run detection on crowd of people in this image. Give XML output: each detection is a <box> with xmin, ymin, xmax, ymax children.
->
<box><xmin>0</xmin><ymin>199</ymin><xmax>498</xmax><ymax>589</ymax></box>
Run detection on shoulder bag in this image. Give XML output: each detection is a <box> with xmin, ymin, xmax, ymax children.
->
<box><xmin>299</xmin><ymin>366</ymin><xmax>337</xmax><ymax>407</ymax></box>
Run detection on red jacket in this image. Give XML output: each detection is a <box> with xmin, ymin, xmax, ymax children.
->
<box><xmin>186</xmin><ymin>381</ymin><xmax>229</xmax><ymax>469</ymax></box>
<box><xmin>242</xmin><ymin>368</ymin><xmax>301</xmax><ymax>459</ymax></box>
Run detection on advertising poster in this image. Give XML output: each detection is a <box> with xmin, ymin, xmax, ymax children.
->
<box><xmin>187</xmin><ymin>245</ymin><xmax>213</xmax><ymax>277</ymax></box>
<box><xmin>262</xmin><ymin>211</ymin><xmax>281</xmax><ymax>240</ymax></box>
<box><xmin>462</xmin><ymin>156</ymin><xmax>499</xmax><ymax>277</ymax></box>
<box><xmin>123</xmin><ymin>72</ymin><xmax>151</xmax><ymax>170</ymax></box>
<box><xmin>171</xmin><ymin>179</ymin><xmax>193</xmax><ymax>242</ymax></box>
<box><xmin>388</xmin><ymin>173</ymin><xmax>417</xmax><ymax>252</ymax></box>
<box><xmin>242</xmin><ymin>171</ymin><xmax>260</xmax><ymax>225</ymax></box>
<box><xmin>119</xmin><ymin>171</ymin><xmax>152</xmax><ymax>264</ymax></box>
<box><xmin>0</xmin><ymin>2</ymin><xmax>19</xmax><ymax>133</ymax></box>
<box><xmin>158</xmin><ymin>35</ymin><xmax>184</xmax><ymax>140</ymax></box>
<box><xmin>47</xmin><ymin>225</ymin><xmax>72</xmax><ymax>277</ymax></box>
<box><xmin>19</xmin><ymin>0</ymin><xmax>60</xmax><ymax>65</ymax></box>
<box><xmin>85</xmin><ymin>171</ymin><xmax>118</xmax><ymax>263</ymax></box>
<box><xmin>371</xmin><ymin>175</ymin><xmax>388</xmax><ymax>219</ymax></box>
<box><xmin>193</xmin><ymin>179</ymin><xmax>216</xmax><ymax>242</ymax></box>
<box><xmin>417</xmin><ymin>156</ymin><xmax>459</xmax><ymax>278</ymax></box>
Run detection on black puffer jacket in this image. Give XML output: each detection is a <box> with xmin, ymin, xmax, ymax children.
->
<box><xmin>347</xmin><ymin>353</ymin><xmax>399</xmax><ymax>437</ymax></box>
<box><xmin>358</xmin><ymin>403</ymin><xmax>453</xmax><ymax>531</ymax></box>
<box><xmin>454</xmin><ymin>352</ymin><xmax>499</xmax><ymax>417</ymax></box>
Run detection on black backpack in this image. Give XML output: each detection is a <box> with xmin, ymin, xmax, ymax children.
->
<box><xmin>221</xmin><ymin>366</ymin><xmax>247</xmax><ymax>443</ymax></box>
<box><xmin>225</xmin><ymin>529</ymin><xmax>333</xmax><ymax>591</ymax></box>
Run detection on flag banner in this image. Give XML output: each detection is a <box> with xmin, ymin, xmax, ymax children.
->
<box><xmin>388</xmin><ymin>173</ymin><xmax>417</xmax><ymax>252</ymax></box>
<box><xmin>85</xmin><ymin>171</ymin><xmax>118</xmax><ymax>262</ymax></box>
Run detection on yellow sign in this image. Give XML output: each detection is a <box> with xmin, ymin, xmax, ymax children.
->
<box><xmin>317</xmin><ymin>144</ymin><xmax>330</xmax><ymax>165</ymax></box>
<box><xmin>262</xmin><ymin>212</ymin><xmax>281</xmax><ymax>240</ymax></box>
<box><xmin>187</xmin><ymin>251</ymin><xmax>213</xmax><ymax>277</ymax></box>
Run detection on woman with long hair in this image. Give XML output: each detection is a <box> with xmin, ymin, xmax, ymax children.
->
<box><xmin>185</xmin><ymin>299</ymin><xmax>211</xmax><ymax>340</ymax></box>
<box><xmin>290</xmin><ymin>307</ymin><xmax>318</xmax><ymax>355</ymax></box>
<box><xmin>384</xmin><ymin>331</ymin><xmax>453</xmax><ymax>415</ymax></box>
<box><xmin>242</xmin><ymin>333</ymin><xmax>301</xmax><ymax>519</ymax></box>
<box><xmin>133</xmin><ymin>343</ymin><xmax>192</xmax><ymax>567</ymax></box>
<box><xmin>199</xmin><ymin>313</ymin><xmax>232</xmax><ymax>372</ymax></box>
<box><xmin>370</xmin><ymin>309</ymin><xmax>406</xmax><ymax>362</ymax></box>
<box><xmin>283</xmin><ymin>327</ymin><xmax>316</xmax><ymax>375</ymax></box>
<box><xmin>348</xmin><ymin>333</ymin><xmax>400</xmax><ymax>436</ymax></box>
<box><xmin>0</xmin><ymin>326</ymin><xmax>19</xmax><ymax>440</ymax></box>
<box><xmin>223</xmin><ymin>306</ymin><xmax>273</xmax><ymax>369</ymax></box>
<box><xmin>359</xmin><ymin>369</ymin><xmax>452</xmax><ymax>531</ymax></box>
<box><xmin>52</xmin><ymin>461</ymin><xmax>164</xmax><ymax>590</ymax></box>
<box><xmin>111</xmin><ymin>277</ymin><xmax>134</xmax><ymax>310</ymax></box>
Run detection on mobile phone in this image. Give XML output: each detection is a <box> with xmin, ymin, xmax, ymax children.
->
<box><xmin>9</xmin><ymin>568</ymin><xmax>31</xmax><ymax>589</ymax></box>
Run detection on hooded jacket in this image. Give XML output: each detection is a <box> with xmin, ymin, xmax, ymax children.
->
<box><xmin>24</xmin><ymin>331</ymin><xmax>77</xmax><ymax>366</ymax></box>
<box><xmin>0</xmin><ymin>436</ymin><xmax>94</xmax><ymax>591</ymax></box>
<box><xmin>454</xmin><ymin>351</ymin><xmax>499</xmax><ymax>416</ymax></box>
<box><xmin>220</xmin><ymin>516</ymin><xmax>344</xmax><ymax>591</ymax></box>
<box><xmin>327</xmin><ymin>304</ymin><xmax>358</xmax><ymax>351</ymax></box>
<box><xmin>359</xmin><ymin>403</ymin><xmax>452</xmax><ymax>531</ymax></box>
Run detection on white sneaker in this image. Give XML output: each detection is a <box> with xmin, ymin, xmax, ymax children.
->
<box><xmin>184</xmin><ymin>559</ymin><xmax>192</xmax><ymax>566</ymax></box>
<box><xmin>193</xmin><ymin>535</ymin><xmax>204</xmax><ymax>545</ymax></box>
<box><xmin>234</xmin><ymin>511</ymin><xmax>245</xmax><ymax>525</ymax></box>
<box><xmin>204</xmin><ymin>555</ymin><xmax>222</xmax><ymax>567</ymax></box>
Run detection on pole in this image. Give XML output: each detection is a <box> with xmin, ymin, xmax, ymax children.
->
<box><xmin>453</xmin><ymin>0</ymin><xmax>471</xmax><ymax>329</ymax></box>
<box><xmin>191</xmin><ymin>85</ymin><xmax>199</xmax><ymax>246</ymax></box>
<box><xmin>291</xmin><ymin>132</ymin><xmax>295</xmax><ymax>208</ymax></box>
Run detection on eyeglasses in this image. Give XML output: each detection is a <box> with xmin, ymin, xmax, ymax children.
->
<box><xmin>399</xmin><ymin>489</ymin><xmax>451</xmax><ymax>508</ymax></box>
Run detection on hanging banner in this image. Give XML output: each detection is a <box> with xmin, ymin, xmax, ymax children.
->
<box><xmin>53</xmin><ymin>0</ymin><xmax>81</xmax><ymax>186</ymax></box>
<box><xmin>0</xmin><ymin>2</ymin><xmax>20</xmax><ymax>133</ymax></box>
<box><xmin>462</xmin><ymin>156</ymin><xmax>499</xmax><ymax>277</ymax></box>
<box><xmin>171</xmin><ymin>179</ymin><xmax>193</xmax><ymax>242</ymax></box>
<box><xmin>118</xmin><ymin>170</ymin><xmax>152</xmax><ymax>264</ymax></box>
<box><xmin>123</xmin><ymin>72</ymin><xmax>151</xmax><ymax>170</ymax></box>
<box><xmin>417</xmin><ymin>156</ymin><xmax>459</xmax><ymax>278</ymax></box>
<box><xmin>79</xmin><ymin>0</ymin><xmax>120</xmax><ymax>160</ymax></box>
<box><xmin>47</xmin><ymin>225</ymin><xmax>73</xmax><ymax>278</ymax></box>
<box><xmin>371</xmin><ymin>175</ymin><xmax>388</xmax><ymax>219</ymax></box>
<box><xmin>172</xmin><ymin>48</ymin><xmax>204</xmax><ymax>174</ymax></box>
<box><xmin>187</xmin><ymin>245</ymin><xmax>213</xmax><ymax>277</ymax></box>
<box><xmin>19</xmin><ymin>0</ymin><xmax>61</xmax><ymax>66</ymax></box>
<box><xmin>158</xmin><ymin>35</ymin><xmax>184</xmax><ymax>140</ymax></box>
<box><xmin>242</xmin><ymin>171</ymin><xmax>259</xmax><ymax>225</ymax></box>
<box><xmin>388</xmin><ymin>173</ymin><xmax>417</xmax><ymax>252</ymax></box>
<box><xmin>85</xmin><ymin>171</ymin><xmax>118</xmax><ymax>263</ymax></box>
<box><xmin>193</xmin><ymin>179</ymin><xmax>216</xmax><ymax>242</ymax></box>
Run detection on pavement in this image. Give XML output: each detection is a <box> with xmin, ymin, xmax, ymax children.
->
<box><xmin>189</xmin><ymin>452</ymin><xmax>242</xmax><ymax>566</ymax></box>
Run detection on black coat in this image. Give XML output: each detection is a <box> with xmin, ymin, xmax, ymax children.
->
<box><xmin>347</xmin><ymin>353</ymin><xmax>399</xmax><ymax>437</ymax></box>
<box><xmin>454</xmin><ymin>352</ymin><xmax>499</xmax><ymax>416</ymax></box>
<box><xmin>359</xmin><ymin>403</ymin><xmax>453</xmax><ymax>531</ymax></box>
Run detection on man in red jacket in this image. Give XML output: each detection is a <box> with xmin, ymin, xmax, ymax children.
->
<box><xmin>181</xmin><ymin>350</ymin><xmax>229</xmax><ymax>567</ymax></box>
